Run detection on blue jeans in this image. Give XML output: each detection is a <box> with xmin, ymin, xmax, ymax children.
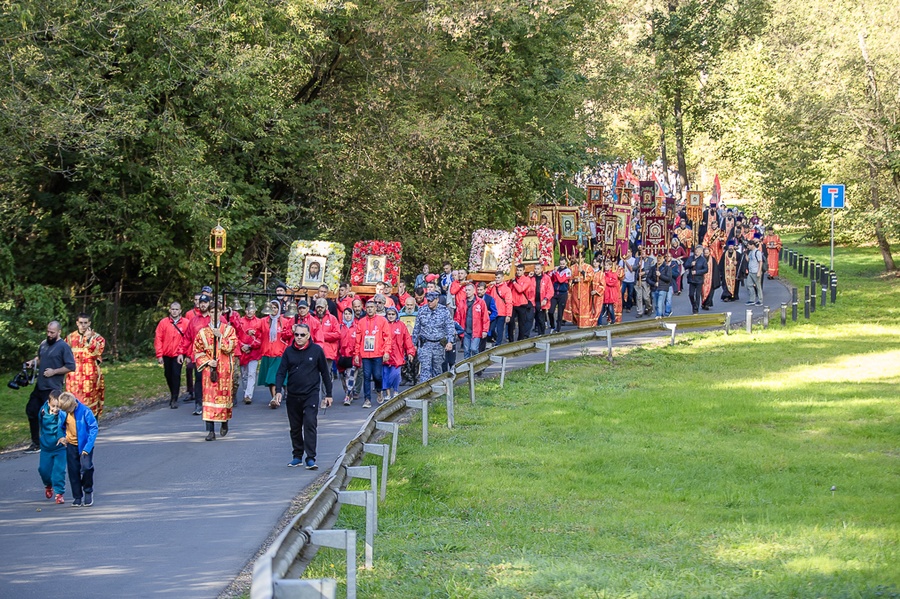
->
<box><xmin>462</xmin><ymin>334</ymin><xmax>480</xmax><ymax>359</ymax></box>
<box><xmin>621</xmin><ymin>281</ymin><xmax>635</xmax><ymax>309</ymax></box>
<box><xmin>664</xmin><ymin>287</ymin><xmax>673</xmax><ymax>316</ymax></box>
<box><xmin>361</xmin><ymin>357</ymin><xmax>383</xmax><ymax>400</ymax></box>
<box><xmin>653</xmin><ymin>290</ymin><xmax>666</xmax><ymax>317</ymax></box>
<box><xmin>490</xmin><ymin>317</ymin><xmax>506</xmax><ymax>346</ymax></box>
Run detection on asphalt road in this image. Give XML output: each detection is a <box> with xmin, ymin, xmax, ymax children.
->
<box><xmin>0</xmin><ymin>277</ymin><xmax>790</xmax><ymax>599</ymax></box>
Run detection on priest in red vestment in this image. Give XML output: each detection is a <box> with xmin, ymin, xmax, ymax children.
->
<box><xmin>65</xmin><ymin>313</ymin><xmax>106</xmax><ymax>419</ymax></box>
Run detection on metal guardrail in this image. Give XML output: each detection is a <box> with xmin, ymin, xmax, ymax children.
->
<box><xmin>250</xmin><ymin>312</ymin><xmax>728</xmax><ymax>599</ymax></box>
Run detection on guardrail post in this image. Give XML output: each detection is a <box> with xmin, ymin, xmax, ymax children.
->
<box><xmin>362</xmin><ymin>443</ymin><xmax>389</xmax><ymax>502</ymax></box>
<box><xmin>337</xmin><ymin>490</ymin><xmax>377</xmax><ymax>570</ymax></box>
<box><xmin>272</xmin><ymin>578</ymin><xmax>337</xmax><ymax>599</ymax></box>
<box><xmin>780</xmin><ymin>303</ymin><xmax>787</xmax><ymax>326</ymax></box>
<box><xmin>345</xmin><ymin>465</ymin><xmax>378</xmax><ymax>533</ymax></box>
<box><xmin>306</xmin><ymin>529</ymin><xmax>356</xmax><ymax>599</ymax></box>
<box><xmin>454</xmin><ymin>362</ymin><xmax>476</xmax><ymax>405</ymax></box>
<box><xmin>431</xmin><ymin>381</ymin><xmax>453</xmax><ymax>429</ymax></box>
<box><xmin>792</xmin><ymin>288</ymin><xmax>798</xmax><ymax>322</ymax></box>
<box><xmin>595</xmin><ymin>329</ymin><xmax>612</xmax><ymax>360</ymax></box>
<box><xmin>745</xmin><ymin>309</ymin><xmax>753</xmax><ymax>334</ymax></box>
<box><xmin>663</xmin><ymin>322</ymin><xmax>677</xmax><ymax>346</ymax></box>
<box><xmin>724</xmin><ymin>312</ymin><xmax>731</xmax><ymax>335</ymax></box>
<box><xmin>534</xmin><ymin>341</ymin><xmax>551</xmax><ymax>373</ymax></box>
<box><xmin>405</xmin><ymin>399</ymin><xmax>429</xmax><ymax>446</ymax></box>
<box><xmin>374</xmin><ymin>421</ymin><xmax>399</xmax><ymax>465</ymax></box>
<box><xmin>489</xmin><ymin>355</ymin><xmax>508</xmax><ymax>388</ymax></box>
<box><xmin>763</xmin><ymin>306</ymin><xmax>770</xmax><ymax>329</ymax></box>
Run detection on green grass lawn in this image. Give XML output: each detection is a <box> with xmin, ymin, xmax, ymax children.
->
<box><xmin>0</xmin><ymin>359</ymin><xmax>168</xmax><ymax>449</ymax></box>
<box><xmin>305</xmin><ymin>241</ymin><xmax>900</xmax><ymax>597</ymax></box>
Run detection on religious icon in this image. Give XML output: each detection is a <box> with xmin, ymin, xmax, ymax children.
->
<box><xmin>521</xmin><ymin>235</ymin><xmax>540</xmax><ymax>263</ymax></box>
<box><xmin>529</xmin><ymin>208</ymin><xmax>539</xmax><ymax>223</ymax></box>
<box><xmin>558</xmin><ymin>211</ymin><xmax>577</xmax><ymax>240</ymax></box>
<box><xmin>687</xmin><ymin>191</ymin><xmax>703</xmax><ymax>207</ymax></box>
<box><xmin>641</xmin><ymin>188</ymin><xmax>654</xmax><ymax>210</ymax></box>
<box><xmin>591</xmin><ymin>188</ymin><xmax>600</xmax><ymax>201</ymax></box>
<box><xmin>400</xmin><ymin>315</ymin><xmax>416</xmax><ymax>336</ymax></box>
<box><xmin>481</xmin><ymin>243</ymin><xmax>502</xmax><ymax>272</ymax></box>
<box><xmin>540</xmin><ymin>209</ymin><xmax>555</xmax><ymax>230</ymax></box>
<box><xmin>302</xmin><ymin>255</ymin><xmax>327</xmax><ymax>288</ymax></box>
<box><xmin>603</xmin><ymin>219</ymin><xmax>616</xmax><ymax>246</ymax></box>
<box><xmin>364</xmin><ymin>255</ymin><xmax>387</xmax><ymax>285</ymax></box>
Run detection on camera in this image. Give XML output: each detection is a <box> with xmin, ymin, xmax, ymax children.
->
<box><xmin>7</xmin><ymin>363</ymin><xmax>35</xmax><ymax>390</ymax></box>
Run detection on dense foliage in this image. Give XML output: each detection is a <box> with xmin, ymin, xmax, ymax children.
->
<box><xmin>0</xmin><ymin>0</ymin><xmax>896</xmax><ymax>364</ymax></box>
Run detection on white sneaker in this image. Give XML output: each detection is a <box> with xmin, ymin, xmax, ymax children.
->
<box><xmin>362</xmin><ymin>399</ymin><xmax>372</xmax><ymax>409</ymax></box>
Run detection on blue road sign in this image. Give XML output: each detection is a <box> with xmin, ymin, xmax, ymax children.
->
<box><xmin>821</xmin><ymin>184</ymin><xmax>845</xmax><ymax>209</ymax></box>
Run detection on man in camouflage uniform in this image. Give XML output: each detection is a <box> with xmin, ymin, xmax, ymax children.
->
<box><xmin>411</xmin><ymin>291</ymin><xmax>456</xmax><ymax>384</ymax></box>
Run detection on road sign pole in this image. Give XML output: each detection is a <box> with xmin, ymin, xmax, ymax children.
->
<box><xmin>830</xmin><ymin>205</ymin><xmax>835</xmax><ymax>271</ymax></box>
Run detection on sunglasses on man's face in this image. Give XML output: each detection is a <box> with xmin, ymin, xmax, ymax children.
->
<box><xmin>294</xmin><ymin>332</ymin><xmax>309</xmax><ymax>338</ymax></box>
<box><xmin>375</xmin><ymin>300</ymin><xmax>385</xmax><ymax>304</ymax></box>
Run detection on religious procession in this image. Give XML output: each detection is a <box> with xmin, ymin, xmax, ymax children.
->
<box><xmin>19</xmin><ymin>158</ymin><xmax>784</xmax><ymax>488</ymax></box>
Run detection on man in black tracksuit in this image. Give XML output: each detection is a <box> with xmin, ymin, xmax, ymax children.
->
<box><xmin>273</xmin><ymin>323</ymin><xmax>333</xmax><ymax>470</ymax></box>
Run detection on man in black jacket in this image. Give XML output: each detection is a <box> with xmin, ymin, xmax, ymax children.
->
<box><xmin>683</xmin><ymin>245</ymin><xmax>708</xmax><ymax>315</ymax></box>
<box><xmin>273</xmin><ymin>323</ymin><xmax>333</xmax><ymax>470</ymax></box>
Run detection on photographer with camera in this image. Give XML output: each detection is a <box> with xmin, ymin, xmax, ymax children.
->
<box><xmin>22</xmin><ymin>321</ymin><xmax>75</xmax><ymax>454</ymax></box>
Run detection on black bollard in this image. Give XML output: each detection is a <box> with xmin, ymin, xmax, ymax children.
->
<box><xmin>814</xmin><ymin>264</ymin><xmax>820</xmax><ymax>284</ymax></box>
<box><xmin>780</xmin><ymin>303</ymin><xmax>787</xmax><ymax>326</ymax></box>
<box><xmin>810</xmin><ymin>282</ymin><xmax>816</xmax><ymax>313</ymax></box>
<box><xmin>804</xmin><ymin>285</ymin><xmax>810</xmax><ymax>319</ymax></box>
<box><xmin>831</xmin><ymin>275</ymin><xmax>837</xmax><ymax>304</ymax></box>
<box><xmin>803</xmin><ymin>257</ymin><xmax>809</xmax><ymax>278</ymax></box>
<box><xmin>792</xmin><ymin>287</ymin><xmax>798</xmax><ymax>322</ymax></box>
<box><xmin>821</xmin><ymin>285</ymin><xmax>827</xmax><ymax>308</ymax></box>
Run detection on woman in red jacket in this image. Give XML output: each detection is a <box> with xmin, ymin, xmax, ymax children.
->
<box><xmin>382</xmin><ymin>307</ymin><xmax>415</xmax><ymax>400</ymax></box>
<box><xmin>600</xmin><ymin>261</ymin><xmax>621</xmax><ymax>325</ymax></box>
<box><xmin>236</xmin><ymin>303</ymin><xmax>263</xmax><ymax>404</ymax></box>
<box><xmin>337</xmin><ymin>307</ymin><xmax>359</xmax><ymax>405</ymax></box>
<box><xmin>257</xmin><ymin>300</ymin><xmax>293</xmax><ymax>407</ymax></box>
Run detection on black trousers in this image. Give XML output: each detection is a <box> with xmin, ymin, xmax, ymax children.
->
<box><xmin>185</xmin><ymin>362</ymin><xmax>195</xmax><ymax>394</ymax></box>
<box><xmin>534</xmin><ymin>308</ymin><xmax>547</xmax><ymax>335</ymax></box>
<box><xmin>162</xmin><ymin>356</ymin><xmax>182</xmax><ymax>401</ymax></box>
<box><xmin>688</xmin><ymin>282</ymin><xmax>703</xmax><ymax>312</ymax></box>
<box><xmin>192</xmin><ymin>367</ymin><xmax>203</xmax><ymax>410</ymax></box>
<box><xmin>286</xmin><ymin>392</ymin><xmax>318</xmax><ymax>461</ymax></box>
<box><xmin>549</xmin><ymin>292</ymin><xmax>568</xmax><ymax>331</ymax></box>
<box><xmin>512</xmin><ymin>304</ymin><xmax>534</xmax><ymax>340</ymax></box>
<box><xmin>26</xmin><ymin>387</ymin><xmax>53</xmax><ymax>445</ymax></box>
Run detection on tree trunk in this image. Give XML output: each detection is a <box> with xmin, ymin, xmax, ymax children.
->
<box><xmin>659</xmin><ymin>111</ymin><xmax>669</xmax><ymax>178</ymax></box>
<box><xmin>673</xmin><ymin>87</ymin><xmax>689</xmax><ymax>191</ymax></box>
<box><xmin>859</xmin><ymin>31</ymin><xmax>896</xmax><ymax>271</ymax></box>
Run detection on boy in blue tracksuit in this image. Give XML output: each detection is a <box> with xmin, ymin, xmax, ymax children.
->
<box><xmin>38</xmin><ymin>392</ymin><xmax>67</xmax><ymax>504</ymax></box>
<box><xmin>57</xmin><ymin>392</ymin><xmax>99</xmax><ymax>507</ymax></box>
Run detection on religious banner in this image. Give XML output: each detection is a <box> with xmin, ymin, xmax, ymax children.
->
<box><xmin>512</xmin><ymin>225</ymin><xmax>554</xmax><ymax>271</ymax></box>
<box><xmin>601</xmin><ymin>213</ymin><xmax>618</xmax><ymax>259</ymax></box>
<box><xmin>612</xmin><ymin>205</ymin><xmax>631</xmax><ymax>259</ymax></box>
<box><xmin>642</xmin><ymin>216</ymin><xmax>669</xmax><ymax>256</ymax></box>
<box><xmin>468</xmin><ymin>229</ymin><xmax>515</xmax><ymax>276</ymax></box>
<box><xmin>527</xmin><ymin>204</ymin><xmax>556</xmax><ymax>232</ymax></box>
<box><xmin>287</xmin><ymin>241</ymin><xmax>346</xmax><ymax>291</ymax></box>
<box><xmin>665</xmin><ymin>197</ymin><xmax>676</xmax><ymax>227</ymax></box>
<box><xmin>350</xmin><ymin>241</ymin><xmax>402</xmax><ymax>288</ymax></box>
<box><xmin>556</xmin><ymin>208</ymin><xmax>579</xmax><ymax>241</ymax></box>
<box><xmin>586</xmin><ymin>185</ymin><xmax>604</xmax><ymax>215</ymax></box>
<box><xmin>639</xmin><ymin>181</ymin><xmax>656</xmax><ymax>214</ymax></box>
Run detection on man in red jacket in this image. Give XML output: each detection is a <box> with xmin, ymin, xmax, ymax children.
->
<box><xmin>454</xmin><ymin>282</ymin><xmax>489</xmax><ymax>358</ymax></box>
<box><xmin>354</xmin><ymin>300</ymin><xmax>392</xmax><ymax>408</ymax></box>
<box><xmin>487</xmin><ymin>270</ymin><xmax>512</xmax><ymax>346</ymax></box>
<box><xmin>155</xmin><ymin>302</ymin><xmax>188</xmax><ymax>409</ymax></box>
<box><xmin>510</xmin><ymin>264</ymin><xmax>535</xmax><ymax>340</ymax></box>
<box><xmin>179</xmin><ymin>294</ymin><xmax>213</xmax><ymax>415</ymax></box>
<box><xmin>531</xmin><ymin>262</ymin><xmax>555</xmax><ymax>336</ymax></box>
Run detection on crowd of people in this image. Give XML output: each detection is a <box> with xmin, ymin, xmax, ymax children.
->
<box><xmin>20</xmin><ymin>169</ymin><xmax>784</xmax><ymax>499</ymax></box>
